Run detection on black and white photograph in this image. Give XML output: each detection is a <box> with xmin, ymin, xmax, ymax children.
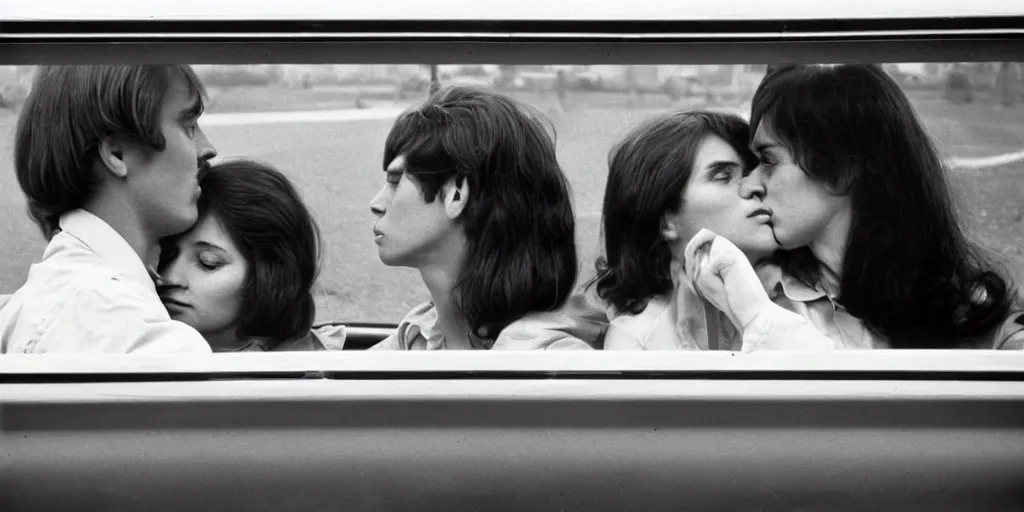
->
<box><xmin>1</xmin><ymin>1</ymin><xmax>1023</xmax><ymax>510</ymax></box>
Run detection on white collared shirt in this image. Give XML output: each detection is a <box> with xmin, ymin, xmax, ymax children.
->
<box><xmin>369</xmin><ymin>299</ymin><xmax>601</xmax><ymax>351</ymax></box>
<box><xmin>0</xmin><ymin>209</ymin><xmax>211</xmax><ymax>354</ymax></box>
<box><xmin>603</xmin><ymin>264</ymin><xmax>881</xmax><ymax>351</ymax></box>
<box><xmin>760</xmin><ymin>266</ymin><xmax>887</xmax><ymax>350</ymax></box>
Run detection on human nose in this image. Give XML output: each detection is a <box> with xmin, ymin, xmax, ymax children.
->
<box><xmin>369</xmin><ymin>187</ymin><xmax>389</xmax><ymax>216</ymax></box>
<box><xmin>195</xmin><ymin>126</ymin><xmax>218</xmax><ymax>164</ymax></box>
<box><xmin>739</xmin><ymin>168</ymin><xmax>766</xmax><ymax>201</ymax></box>
<box><xmin>158</xmin><ymin>255</ymin><xmax>189</xmax><ymax>292</ymax></box>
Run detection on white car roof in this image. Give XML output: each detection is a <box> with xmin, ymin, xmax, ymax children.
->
<box><xmin>4</xmin><ymin>0</ymin><xmax>1022</xmax><ymax>21</ymax></box>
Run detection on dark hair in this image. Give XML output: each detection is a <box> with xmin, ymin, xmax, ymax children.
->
<box><xmin>751</xmin><ymin>64</ymin><xmax>1014</xmax><ymax>347</ymax></box>
<box><xmin>160</xmin><ymin>159</ymin><xmax>322</xmax><ymax>347</ymax></box>
<box><xmin>591</xmin><ymin>110</ymin><xmax>757</xmax><ymax>315</ymax></box>
<box><xmin>14</xmin><ymin>65</ymin><xmax>207</xmax><ymax>239</ymax></box>
<box><xmin>382</xmin><ymin>85</ymin><xmax>577</xmax><ymax>343</ymax></box>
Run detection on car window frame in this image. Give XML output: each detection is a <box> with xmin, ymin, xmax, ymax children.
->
<box><xmin>0</xmin><ymin>3</ymin><xmax>1022</xmax><ymax>380</ymax></box>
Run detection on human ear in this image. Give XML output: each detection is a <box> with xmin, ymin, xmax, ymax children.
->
<box><xmin>443</xmin><ymin>176</ymin><xmax>470</xmax><ymax>220</ymax></box>
<box><xmin>97</xmin><ymin>136</ymin><xmax>129</xmax><ymax>179</ymax></box>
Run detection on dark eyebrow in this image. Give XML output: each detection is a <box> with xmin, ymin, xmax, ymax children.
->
<box><xmin>178</xmin><ymin>95</ymin><xmax>204</xmax><ymax>122</ymax></box>
<box><xmin>194</xmin><ymin>241</ymin><xmax>226</xmax><ymax>253</ymax></box>
<box><xmin>752</xmin><ymin>142</ymin><xmax>779</xmax><ymax>154</ymax></box>
<box><xmin>706</xmin><ymin>160</ymin><xmax>740</xmax><ymax>173</ymax></box>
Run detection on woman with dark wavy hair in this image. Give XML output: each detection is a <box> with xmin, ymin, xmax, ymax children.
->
<box><xmin>157</xmin><ymin>159</ymin><xmax>346</xmax><ymax>352</ymax></box>
<box><xmin>593</xmin><ymin>110</ymin><xmax>834</xmax><ymax>351</ymax></box>
<box><xmin>733</xmin><ymin>63</ymin><xmax>1023</xmax><ymax>349</ymax></box>
<box><xmin>369</xmin><ymin>85</ymin><xmax>598</xmax><ymax>350</ymax></box>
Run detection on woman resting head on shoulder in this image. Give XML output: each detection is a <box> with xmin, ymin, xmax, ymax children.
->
<box><xmin>739</xmin><ymin>63</ymin><xmax>1023</xmax><ymax>349</ymax></box>
<box><xmin>594</xmin><ymin>109</ymin><xmax>832</xmax><ymax>351</ymax></box>
<box><xmin>157</xmin><ymin>159</ymin><xmax>346</xmax><ymax>352</ymax></box>
<box><xmin>369</xmin><ymin>85</ymin><xmax>596</xmax><ymax>350</ymax></box>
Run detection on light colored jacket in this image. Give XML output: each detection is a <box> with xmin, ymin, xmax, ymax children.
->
<box><xmin>0</xmin><ymin>209</ymin><xmax>210</xmax><ymax>354</ymax></box>
<box><xmin>603</xmin><ymin>263</ymin><xmax>851</xmax><ymax>351</ymax></box>
<box><xmin>370</xmin><ymin>300</ymin><xmax>601</xmax><ymax>351</ymax></box>
<box><xmin>223</xmin><ymin>325</ymin><xmax>349</xmax><ymax>352</ymax></box>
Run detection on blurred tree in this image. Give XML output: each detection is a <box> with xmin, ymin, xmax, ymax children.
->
<box><xmin>625</xmin><ymin>65</ymin><xmax>641</xmax><ymax>106</ymax></box>
<box><xmin>429</xmin><ymin>64</ymin><xmax>440</xmax><ymax>95</ymax></box>
<box><xmin>997</xmin><ymin>62</ymin><xmax>1017</xmax><ymax>107</ymax></box>
<box><xmin>496</xmin><ymin>65</ymin><xmax>516</xmax><ymax>90</ymax></box>
<box><xmin>555</xmin><ymin>69</ymin><xmax>568</xmax><ymax>104</ymax></box>
<box><xmin>944</xmin><ymin>64</ymin><xmax>973</xmax><ymax>105</ymax></box>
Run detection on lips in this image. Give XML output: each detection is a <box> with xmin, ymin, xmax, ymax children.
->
<box><xmin>197</xmin><ymin>163</ymin><xmax>211</xmax><ymax>182</ymax></box>
<box><xmin>748</xmin><ymin>207</ymin><xmax>773</xmax><ymax>219</ymax></box>
<box><xmin>161</xmin><ymin>297</ymin><xmax>191</xmax><ymax>310</ymax></box>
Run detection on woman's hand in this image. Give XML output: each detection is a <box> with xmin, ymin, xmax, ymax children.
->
<box><xmin>681</xmin><ymin>228</ymin><xmax>773</xmax><ymax>332</ymax></box>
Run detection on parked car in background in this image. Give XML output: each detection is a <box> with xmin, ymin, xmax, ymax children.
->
<box><xmin>663</xmin><ymin>75</ymin><xmax>707</xmax><ymax>100</ymax></box>
<box><xmin>0</xmin><ymin>83</ymin><xmax>27</xmax><ymax>110</ymax></box>
<box><xmin>945</xmin><ymin>67</ymin><xmax>975</xmax><ymax>104</ymax></box>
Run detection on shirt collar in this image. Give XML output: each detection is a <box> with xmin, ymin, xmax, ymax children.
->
<box><xmin>417</xmin><ymin>304</ymin><xmax>446</xmax><ymax>349</ymax></box>
<box><xmin>410</xmin><ymin>302</ymin><xmax>491</xmax><ymax>350</ymax></box>
<box><xmin>57</xmin><ymin>209</ymin><xmax>156</xmax><ymax>294</ymax></box>
<box><xmin>756</xmin><ymin>263</ymin><xmax>838</xmax><ymax>304</ymax></box>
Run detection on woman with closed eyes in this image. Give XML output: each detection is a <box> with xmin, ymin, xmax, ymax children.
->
<box><xmin>157</xmin><ymin>159</ymin><xmax>346</xmax><ymax>352</ymax></box>
<box><xmin>595</xmin><ymin>110</ymin><xmax>834</xmax><ymax>351</ymax></box>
